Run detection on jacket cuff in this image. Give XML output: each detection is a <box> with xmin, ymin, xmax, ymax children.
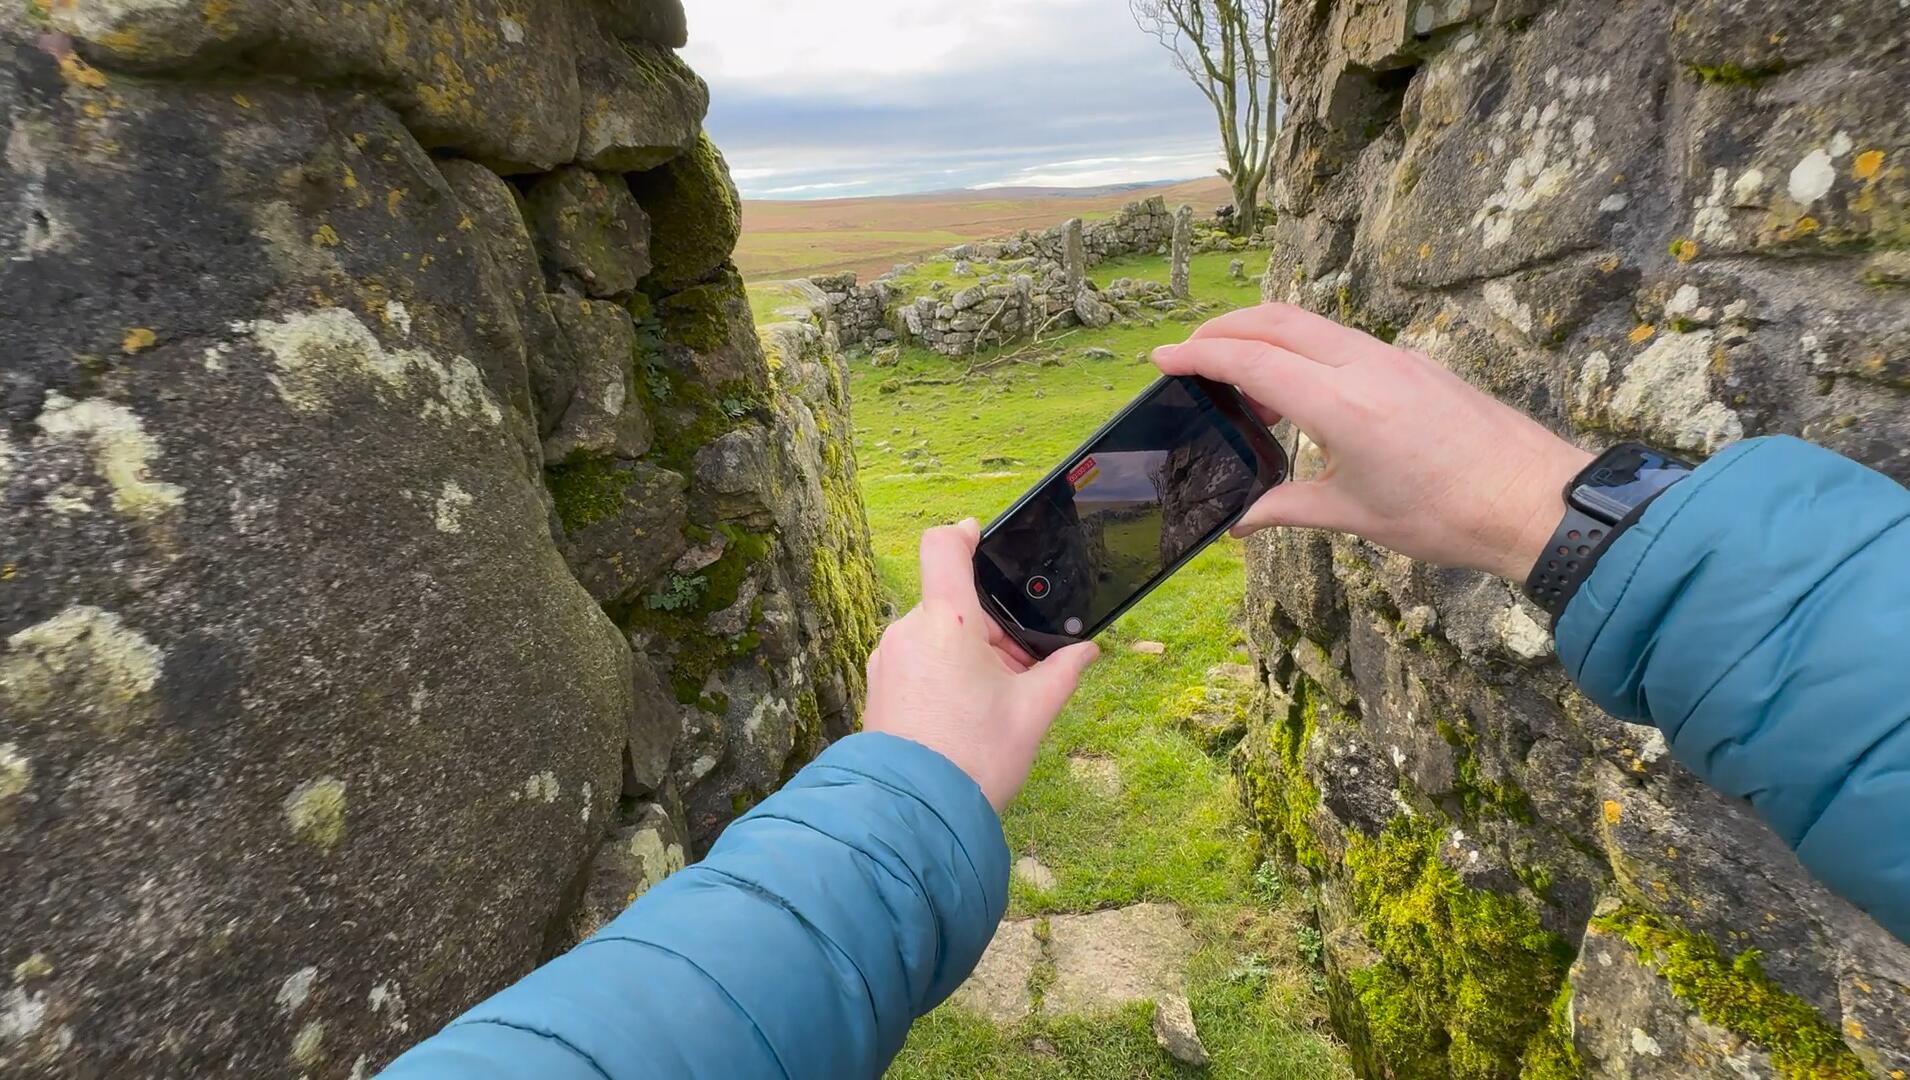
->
<box><xmin>794</xmin><ymin>731</ymin><xmax>1010</xmax><ymax>924</ymax></box>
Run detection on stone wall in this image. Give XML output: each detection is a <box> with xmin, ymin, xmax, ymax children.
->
<box><xmin>0</xmin><ymin>2</ymin><xmax>876</xmax><ymax>1077</ymax></box>
<box><xmin>815</xmin><ymin>196</ymin><xmax>1206</xmax><ymax>356</ymax></box>
<box><xmin>1239</xmin><ymin>2</ymin><xmax>1908</xmax><ymax>1078</ymax></box>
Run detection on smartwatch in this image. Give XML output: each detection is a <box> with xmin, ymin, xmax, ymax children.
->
<box><xmin>1525</xmin><ymin>443</ymin><xmax>1696</xmax><ymax>622</ymax></box>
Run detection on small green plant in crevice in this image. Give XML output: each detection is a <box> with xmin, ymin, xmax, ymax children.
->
<box><xmin>1252</xmin><ymin>859</ymin><xmax>1287</xmax><ymax>904</ymax></box>
<box><xmin>645</xmin><ymin>573</ymin><xmax>708</xmax><ymax>612</ymax></box>
<box><xmin>1592</xmin><ymin>907</ymin><xmax>1867</xmax><ymax>1080</ymax></box>
<box><xmin>1297</xmin><ymin>925</ymin><xmax>1325</xmax><ymax>968</ymax></box>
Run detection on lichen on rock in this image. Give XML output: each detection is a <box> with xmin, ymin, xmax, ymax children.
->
<box><xmin>0</xmin><ymin>7</ymin><xmax>874</xmax><ymax>1074</ymax></box>
<box><xmin>1240</xmin><ymin>2</ymin><xmax>1910</xmax><ymax>1076</ymax></box>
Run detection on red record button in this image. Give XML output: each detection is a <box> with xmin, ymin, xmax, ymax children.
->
<box><xmin>1026</xmin><ymin>576</ymin><xmax>1051</xmax><ymax>600</ymax></box>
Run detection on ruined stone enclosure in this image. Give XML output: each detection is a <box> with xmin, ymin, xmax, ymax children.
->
<box><xmin>0</xmin><ymin>2</ymin><xmax>877</xmax><ymax>1076</ymax></box>
<box><xmin>1243</xmin><ymin>1</ymin><xmax>1908</xmax><ymax>1078</ymax></box>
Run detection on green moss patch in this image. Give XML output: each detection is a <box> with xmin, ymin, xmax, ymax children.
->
<box><xmin>546</xmin><ymin>455</ymin><xmax>630</xmax><ymax>532</ymax></box>
<box><xmin>1687</xmin><ymin>61</ymin><xmax>1786</xmax><ymax>86</ymax></box>
<box><xmin>1592</xmin><ymin>907</ymin><xmax>1866</xmax><ymax>1079</ymax></box>
<box><xmin>1518</xmin><ymin>983</ymin><xmax>1584</xmax><ymax>1080</ymax></box>
<box><xmin>629</xmin><ymin>132</ymin><xmax>742</xmax><ymax>293</ymax></box>
<box><xmin>1235</xmin><ymin>676</ymin><xmax>1328</xmax><ymax>874</ymax></box>
<box><xmin>1342</xmin><ymin>816</ymin><xmax>1574</xmax><ymax>1080</ymax></box>
<box><xmin>620</xmin><ymin>523</ymin><xmax>777</xmax><ymax>706</ymax></box>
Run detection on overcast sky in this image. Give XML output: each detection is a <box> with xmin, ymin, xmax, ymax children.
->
<box><xmin>680</xmin><ymin>0</ymin><xmax>1224</xmax><ymax>199</ymax></box>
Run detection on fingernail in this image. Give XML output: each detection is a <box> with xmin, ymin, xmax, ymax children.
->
<box><xmin>960</xmin><ymin>517</ymin><xmax>979</xmax><ymax>530</ymax></box>
<box><xmin>1152</xmin><ymin>344</ymin><xmax>1177</xmax><ymax>360</ymax></box>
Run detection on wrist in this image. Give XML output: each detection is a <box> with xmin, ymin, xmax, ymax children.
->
<box><xmin>1495</xmin><ymin>442</ymin><xmax>1596</xmax><ymax>583</ymax></box>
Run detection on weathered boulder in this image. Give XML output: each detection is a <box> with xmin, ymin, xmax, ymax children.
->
<box><xmin>39</xmin><ymin>0</ymin><xmax>590</xmax><ymax>170</ymax></box>
<box><xmin>544</xmin><ymin>298</ymin><xmax>653</xmax><ymax>464</ymax></box>
<box><xmin>0</xmin><ymin>62</ymin><xmax>630</xmax><ymax>1076</ymax></box>
<box><xmin>0</xmin><ymin>5</ymin><xmax>877</xmax><ymax>1076</ymax></box>
<box><xmin>1242</xmin><ymin>2</ymin><xmax>1910</xmax><ymax>1078</ymax></box>
<box><xmin>523</xmin><ymin>167</ymin><xmax>654</xmax><ymax>298</ymax></box>
<box><xmin>576</xmin><ymin>33</ymin><xmax>707</xmax><ymax>172</ymax></box>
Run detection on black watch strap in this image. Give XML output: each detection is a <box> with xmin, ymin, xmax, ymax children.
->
<box><xmin>1524</xmin><ymin>508</ymin><xmax>1618</xmax><ymax>621</ymax></box>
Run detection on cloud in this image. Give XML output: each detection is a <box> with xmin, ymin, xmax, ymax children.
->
<box><xmin>683</xmin><ymin>0</ymin><xmax>1225</xmax><ymax>198</ymax></box>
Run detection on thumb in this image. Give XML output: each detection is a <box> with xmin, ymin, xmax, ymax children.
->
<box><xmin>1017</xmin><ymin>641</ymin><xmax>1101</xmax><ymax>725</ymax></box>
<box><xmin>1231</xmin><ymin>480</ymin><xmax>1353</xmax><ymax>537</ymax></box>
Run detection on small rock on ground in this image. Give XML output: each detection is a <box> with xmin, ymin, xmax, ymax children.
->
<box><xmin>1153</xmin><ymin>994</ymin><xmax>1211</xmax><ymax>1067</ymax></box>
<box><xmin>1013</xmin><ymin>855</ymin><xmax>1059</xmax><ymax>892</ymax></box>
<box><xmin>1047</xmin><ymin>903</ymin><xmax>1193</xmax><ymax>1013</ymax></box>
<box><xmin>1206</xmin><ymin>661</ymin><xmax>1257</xmax><ymax>685</ymax></box>
<box><xmin>1130</xmin><ymin>640</ymin><xmax>1167</xmax><ymax>655</ymax></box>
<box><xmin>1067</xmin><ymin>754</ymin><xmax>1123</xmax><ymax>798</ymax></box>
<box><xmin>949</xmin><ymin>918</ymin><xmax>1041</xmax><ymax>1023</ymax></box>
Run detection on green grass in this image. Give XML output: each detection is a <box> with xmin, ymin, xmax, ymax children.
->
<box><xmin>838</xmin><ymin>251</ymin><xmax>1347</xmax><ymax>1078</ymax></box>
<box><xmin>746</xmin><ymin>280</ymin><xmax>813</xmax><ymax>327</ymax></box>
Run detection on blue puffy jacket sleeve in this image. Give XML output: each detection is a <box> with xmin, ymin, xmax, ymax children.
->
<box><xmin>378</xmin><ymin>731</ymin><xmax>1009</xmax><ymax>1079</ymax></box>
<box><xmin>1558</xmin><ymin>436</ymin><xmax>1910</xmax><ymax>943</ymax></box>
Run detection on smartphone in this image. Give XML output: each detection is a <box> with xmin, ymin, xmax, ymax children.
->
<box><xmin>973</xmin><ymin>375</ymin><xmax>1289</xmax><ymax>659</ymax></box>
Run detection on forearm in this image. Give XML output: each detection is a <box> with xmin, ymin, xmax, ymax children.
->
<box><xmin>1558</xmin><ymin>436</ymin><xmax>1910</xmax><ymax>941</ymax></box>
<box><xmin>379</xmin><ymin>733</ymin><xmax>1010</xmax><ymax>1079</ymax></box>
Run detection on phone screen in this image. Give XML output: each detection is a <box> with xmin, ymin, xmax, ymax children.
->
<box><xmin>975</xmin><ymin>376</ymin><xmax>1284</xmax><ymax>656</ymax></box>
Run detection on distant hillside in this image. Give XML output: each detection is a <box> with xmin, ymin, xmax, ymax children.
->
<box><xmin>736</xmin><ymin>176</ymin><xmax>1233</xmax><ymax>282</ymax></box>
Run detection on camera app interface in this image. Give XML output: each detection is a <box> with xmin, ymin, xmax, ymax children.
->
<box><xmin>981</xmin><ymin>378</ymin><xmax>1258</xmax><ymax>638</ymax></box>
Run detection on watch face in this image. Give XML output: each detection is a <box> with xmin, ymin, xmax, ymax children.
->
<box><xmin>1571</xmin><ymin>445</ymin><xmax>1694</xmax><ymax>523</ymax></box>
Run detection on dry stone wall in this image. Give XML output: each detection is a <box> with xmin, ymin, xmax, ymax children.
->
<box><xmin>0</xmin><ymin>2</ymin><xmax>876</xmax><ymax>1076</ymax></box>
<box><xmin>815</xmin><ymin>196</ymin><xmax>1254</xmax><ymax>357</ymax></box>
<box><xmin>1240</xmin><ymin>2</ymin><xmax>1908</xmax><ymax>1079</ymax></box>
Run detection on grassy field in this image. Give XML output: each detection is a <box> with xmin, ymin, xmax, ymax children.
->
<box><xmin>812</xmin><ymin>250</ymin><xmax>1351</xmax><ymax>1078</ymax></box>
<box><xmin>737</xmin><ymin>177</ymin><xmax>1232</xmax><ymax>282</ymax></box>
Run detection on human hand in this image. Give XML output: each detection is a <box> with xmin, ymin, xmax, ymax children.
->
<box><xmin>861</xmin><ymin>520</ymin><xmax>1101</xmax><ymax>812</ymax></box>
<box><xmin>1153</xmin><ymin>304</ymin><xmax>1593</xmax><ymax>582</ymax></box>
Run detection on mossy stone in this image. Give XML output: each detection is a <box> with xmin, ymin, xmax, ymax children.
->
<box><xmin>628</xmin><ymin>132</ymin><xmax>741</xmax><ymax>293</ymax></box>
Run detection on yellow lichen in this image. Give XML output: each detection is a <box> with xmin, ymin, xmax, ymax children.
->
<box><xmin>12</xmin><ymin>953</ymin><xmax>52</xmax><ymax>981</ymax></box>
<box><xmin>283</xmin><ymin>777</ymin><xmax>347</xmax><ymax>851</ymax></box>
<box><xmin>290</xmin><ymin>1020</ymin><xmax>326</xmax><ymax>1068</ymax></box>
<box><xmin>1628</xmin><ymin>324</ymin><xmax>1656</xmax><ymax>345</ymax></box>
<box><xmin>33</xmin><ymin>394</ymin><xmax>185</xmax><ymax>519</ymax></box>
<box><xmin>311</xmin><ymin>224</ymin><xmax>341</xmax><ymax>248</ymax></box>
<box><xmin>0</xmin><ymin>605</ymin><xmax>165</xmax><ymax>730</ymax></box>
<box><xmin>1603</xmin><ymin>800</ymin><xmax>1623</xmax><ymax>824</ymax></box>
<box><xmin>1670</xmin><ymin>238</ymin><xmax>1700</xmax><ymax>262</ymax></box>
<box><xmin>1853</xmin><ymin>150</ymin><xmax>1884</xmax><ymax>181</ymax></box>
<box><xmin>121</xmin><ymin>327</ymin><xmax>157</xmax><ymax>354</ymax></box>
<box><xmin>57</xmin><ymin>53</ymin><xmax>108</xmax><ymax>90</ymax></box>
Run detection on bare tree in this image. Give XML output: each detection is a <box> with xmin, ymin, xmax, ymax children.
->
<box><xmin>1132</xmin><ymin>0</ymin><xmax>1278</xmax><ymax>234</ymax></box>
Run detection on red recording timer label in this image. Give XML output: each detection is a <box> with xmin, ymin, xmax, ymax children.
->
<box><xmin>1066</xmin><ymin>456</ymin><xmax>1100</xmax><ymax>492</ymax></box>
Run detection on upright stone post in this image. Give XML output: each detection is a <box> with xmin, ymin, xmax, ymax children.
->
<box><xmin>1064</xmin><ymin>217</ymin><xmax>1086</xmax><ymax>294</ymax></box>
<box><xmin>1170</xmin><ymin>204</ymin><xmax>1194</xmax><ymax>299</ymax></box>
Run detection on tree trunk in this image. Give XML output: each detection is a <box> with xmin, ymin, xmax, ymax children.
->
<box><xmin>1230</xmin><ymin>176</ymin><xmax>1259</xmax><ymax>236</ymax></box>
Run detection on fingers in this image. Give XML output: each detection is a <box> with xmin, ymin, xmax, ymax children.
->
<box><xmin>1152</xmin><ymin>337</ymin><xmax>1338</xmax><ymax>433</ymax></box>
<box><xmin>1017</xmin><ymin>641</ymin><xmax>1101</xmax><ymax>725</ymax></box>
<box><xmin>918</xmin><ymin>520</ymin><xmax>984</xmax><ymax>613</ymax></box>
<box><xmin>1188</xmin><ymin>303</ymin><xmax>1383</xmax><ymax>367</ymax></box>
<box><xmin>1230</xmin><ymin>480</ymin><xmax>1355</xmax><ymax>537</ymax></box>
